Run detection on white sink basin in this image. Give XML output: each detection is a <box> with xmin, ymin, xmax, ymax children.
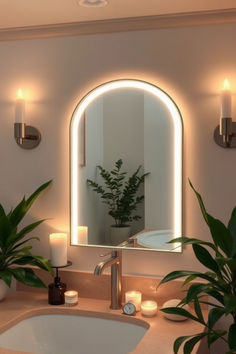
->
<box><xmin>0</xmin><ymin>313</ymin><xmax>148</xmax><ymax>354</ymax></box>
<box><xmin>137</xmin><ymin>229</ymin><xmax>177</xmax><ymax>250</ymax></box>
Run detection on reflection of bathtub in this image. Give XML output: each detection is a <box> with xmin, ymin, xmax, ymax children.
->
<box><xmin>136</xmin><ymin>230</ymin><xmax>178</xmax><ymax>251</ymax></box>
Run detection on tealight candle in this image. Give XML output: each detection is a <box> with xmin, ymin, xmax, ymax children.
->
<box><xmin>141</xmin><ymin>300</ymin><xmax>158</xmax><ymax>317</ymax></box>
<box><xmin>49</xmin><ymin>233</ymin><xmax>67</xmax><ymax>267</ymax></box>
<box><xmin>125</xmin><ymin>291</ymin><xmax>142</xmax><ymax>311</ymax></box>
<box><xmin>64</xmin><ymin>290</ymin><xmax>78</xmax><ymax>306</ymax></box>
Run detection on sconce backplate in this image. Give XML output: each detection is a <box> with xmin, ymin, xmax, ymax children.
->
<box><xmin>214</xmin><ymin>122</ymin><xmax>236</xmax><ymax>148</ymax></box>
<box><xmin>15</xmin><ymin>125</ymin><xmax>41</xmax><ymax>149</ymax></box>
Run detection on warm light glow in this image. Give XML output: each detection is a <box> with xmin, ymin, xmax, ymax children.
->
<box><xmin>223</xmin><ymin>78</ymin><xmax>231</xmax><ymax>91</ymax></box>
<box><xmin>141</xmin><ymin>300</ymin><xmax>158</xmax><ymax>317</ymax></box>
<box><xmin>17</xmin><ymin>88</ymin><xmax>24</xmax><ymax>99</ymax></box>
<box><xmin>125</xmin><ymin>290</ymin><xmax>142</xmax><ymax>311</ymax></box>
<box><xmin>70</xmin><ymin>79</ymin><xmax>183</xmax><ymax>249</ymax></box>
<box><xmin>77</xmin><ymin>226</ymin><xmax>88</xmax><ymax>244</ymax></box>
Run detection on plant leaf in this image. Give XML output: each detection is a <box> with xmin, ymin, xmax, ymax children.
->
<box><xmin>0</xmin><ymin>270</ymin><xmax>12</xmax><ymax>287</ymax></box>
<box><xmin>194</xmin><ymin>298</ymin><xmax>205</xmax><ymax>324</ymax></box>
<box><xmin>228</xmin><ymin>206</ymin><xmax>236</xmax><ymax>255</ymax></box>
<box><xmin>13</xmin><ymin>256</ymin><xmax>53</xmax><ymax>276</ymax></box>
<box><xmin>192</xmin><ymin>244</ymin><xmax>220</xmax><ymax>274</ymax></box>
<box><xmin>160</xmin><ymin>307</ymin><xmax>203</xmax><ymax>323</ymax></box>
<box><xmin>183</xmin><ymin>333</ymin><xmax>207</xmax><ymax>354</ymax></box>
<box><xmin>189</xmin><ymin>179</ymin><xmax>209</xmax><ymax>225</ymax></box>
<box><xmin>208</xmin><ymin>307</ymin><xmax>225</xmax><ymax>329</ymax></box>
<box><xmin>207</xmin><ymin>214</ymin><xmax>233</xmax><ymax>257</ymax></box>
<box><xmin>224</xmin><ymin>295</ymin><xmax>236</xmax><ymax>315</ymax></box>
<box><xmin>9</xmin><ymin>180</ymin><xmax>52</xmax><ymax>228</ymax></box>
<box><xmin>10</xmin><ymin>268</ymin><xmax>47</xmax><ymax>288</ymax></box>
<box><xmin>173</xmin><ymin>336</ymin><xmax>192</xmax><ymax>354</ymax></box>
<box><xmin>228</xmin><ymin>324</ymin><xmax>236</xmax><ymax>350</ymax></box>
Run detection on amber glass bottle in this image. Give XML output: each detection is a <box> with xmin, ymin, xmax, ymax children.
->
<box><xmin>48</xmin><ymin>276</ymin><xmax>66</xmax><ymax>305</ymax></box>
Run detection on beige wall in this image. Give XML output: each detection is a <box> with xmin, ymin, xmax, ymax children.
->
<box><xmin>0</xmin><ymin>22</ymin><xmax>235</xmax><ymax>277</ymax></box>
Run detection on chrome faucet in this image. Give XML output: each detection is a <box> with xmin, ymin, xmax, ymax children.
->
<box><xmin>94</xmin><ymin>250</ymin><xmax>122</xmax><ymax>309</ymax></box>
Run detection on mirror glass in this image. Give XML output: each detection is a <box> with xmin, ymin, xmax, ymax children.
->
<box><xmin>70</xmin><ymin>80</ymin><xmax>182</xmax><ymax>252</ymax></box>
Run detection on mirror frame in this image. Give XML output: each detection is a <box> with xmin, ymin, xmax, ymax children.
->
<box><xmin>70</xmin><ymin>79</ymin><xmax>183</xmax><ymax>251</ymax></box>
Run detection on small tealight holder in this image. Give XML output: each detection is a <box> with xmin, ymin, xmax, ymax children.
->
<box><xmin>64</xmin><ymin>290</ymin><xmax>78</xmax><ymax>307</ymax></box>
<box><xmin>125</xmin><ymin>291</ymin><xmax>142</xmax><ymax>311</ymax></box>
<box><xmin>141</xmin><ymin>300</ymin><xmax>158</xmax><ymax>317</ymax></box>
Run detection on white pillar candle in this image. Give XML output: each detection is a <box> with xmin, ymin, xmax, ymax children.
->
<box><xmin>49</xmin><ymin>233</ymin><xmax>67</xmax><ymax>267</ymax></box>
<box><xmin>221</xmin><ymin>79</ymin><xmax>232</xmax><ymax>118</ymax></box>
<box><xmin>78</xmin><ymin>226</ymin><xmax>88</xmax><ymax>244</ymax></box>
<box><xmin>15</xmin><ymin>89</ymin><xmax>25</xmax><ymax>123</ymax></box>
<box><xmin>141</xmin><ymin>300</ymin><xmax>158</xmax><ymax>317</ymax></box>
<box><xmin>64</xmin><ymin>290</ymin><xmax>78</xmax><ymax>306</ymax></box>
<box><xmin>125</xmin><ymin>291</ymin><xmax>142</xmax><ymax>311</ymax></box>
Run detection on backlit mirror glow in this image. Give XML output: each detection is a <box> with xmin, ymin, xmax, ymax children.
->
<box><xmin>70</xmin><ymin>79</ymin><xmax>183</xmax><ymax>252</ymax></box>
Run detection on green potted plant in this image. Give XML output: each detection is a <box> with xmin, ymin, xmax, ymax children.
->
<box><xmin>159</xmin><ymin>180</ymin><xmax>236</xmax><ymax>354</ymax></box>
<box><xmin>0</xmin><ymin>180</ymin><xmax>54</xmax><ymax>300</ymax></box>
<box><xmin>87</xmin><ymin>159</ymin><xmax>149</xmax><ymax>245</ymax></box>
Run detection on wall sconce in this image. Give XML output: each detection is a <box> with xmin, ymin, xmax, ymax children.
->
<box><xmin>14</xmin><ymin>89</ymin><xmax>41</xmax><ymax>149</ymax></box>
<box><xmin>214</xmin><ymin>79</ymin><xmax>236</xmax><ymax>148</ymax></box>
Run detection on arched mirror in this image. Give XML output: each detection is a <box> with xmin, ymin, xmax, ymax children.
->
<box><xmin>70</xmin><ymin>79</ymin><xmax>183</xmax><ymax>252</ymax></box>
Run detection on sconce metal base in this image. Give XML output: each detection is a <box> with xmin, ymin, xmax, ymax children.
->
<box><xmin>14</xmin><ymin>123</ymin><xmax>41</xmax><ymax>149</ymax></box>
<box><xmin>214</xmin><ymin>122</ymin><xmax>236</xmax><ymax>148</ymax></box>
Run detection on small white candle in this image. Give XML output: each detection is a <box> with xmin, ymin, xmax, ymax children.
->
<box><xmin>125</xmin><ymin>291</ymin><xmax>142</xmax><ymax>311</ymax></box>
<box><xmin>78</xmin><ymin>226</ymin><xmax>88</xmax><ymax>244</ymax></box>
<box><xmin>15</xmin><ymin>89</ymin><xmax>25</xmax><ymax>123</ymax></box>
<box><xmin>141</xmin><ymin>300</ymin><xmax>158</xmax><ymax>317</ymax></box>
<box><xmin>64</xmin><ymin>290</ymin><xmax>78</xmax><ymax>306</ymax></box>
<box><xmin>49</xmin><ymin>233</ymin><xmax>67</xmax><ymax>267</ymax></box>
<box><xmin>221</xmin><ymin>79</ymin><xmax>232</xmax><ymax>118</ymax></box>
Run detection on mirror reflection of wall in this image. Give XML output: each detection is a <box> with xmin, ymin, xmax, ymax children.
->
<box><xmin>77</xmin><ymin>87</ymin><xmax>175</xmax><ymax>249</ymax></box>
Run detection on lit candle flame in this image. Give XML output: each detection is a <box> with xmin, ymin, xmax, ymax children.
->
<box><xmin>223</xmin><ymin>78</ymin><xmax>230</xmax><ymax>91</ymax></box>
<box><xmin>17</xmin><ymin>88</ymin><xmax>24</xmax><ymax>99</ymax></box>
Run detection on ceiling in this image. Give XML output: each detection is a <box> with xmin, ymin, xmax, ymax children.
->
<box><xmin>0</xmin><ymin>0</ymin><xmax>236</xmax><ymax>29</ymax></box>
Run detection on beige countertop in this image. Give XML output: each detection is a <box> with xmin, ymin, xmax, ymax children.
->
<box><xmin>0</xmin><ymin>291</ymin><xmax>208</xmax><ymax>354</ymax></box>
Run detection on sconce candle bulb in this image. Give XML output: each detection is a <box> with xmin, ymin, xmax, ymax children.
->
<box><xmin>15</xmin><ymin>89</ymin><xmax>25</xmax><ymax>123</ymax></box>
<box><xmin>14</xmin><ymin>88</ymin><xmax>41</xmax><ymax>149</ymax></box>
<box><xmin>214</xmin><ymin>78</ymin><xmax>236</xmax><ymax>148</ymax></box>
<box><xmin>221</xmin><ymin>79</ymin><xmax>232</xmax><ymax>118</ymax></box>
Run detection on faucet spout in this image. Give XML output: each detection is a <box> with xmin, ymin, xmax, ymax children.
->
<box><xmin>94</xmin><ymin>255</ymin><xmax>118</xmax><ymax>275</ymax></box>
<box><xmin>94</xmin><ymin>251</ymin><xmax>122</xmax><ymax>309</ymax></box>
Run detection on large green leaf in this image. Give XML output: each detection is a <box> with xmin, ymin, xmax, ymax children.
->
<box><xmin>0</xmin><ymin>215</ymin><xmax>13</xmax><ymax>249</ymax></box>
<box><xmin>159</xmin><ymin>270</ymin><xmax>223</xmax><ymax>288</ymax></box>
<box><xmin>208</xmin><ymin>307</ymin><xmax>225</xmax><ymax>329</ymax></box>
<box><xmin>224</xmin><ymin>295</ymin><xmax>236</xmax><ymax>315</ymax></box>
<box><xmin>10</xmin><ymin>268</ymin><xmax>46</xmax><ymax>288</ymax></box>
<box><xmin>25</xmin><ymin>180</ymin><xmax>52</xmax><ymax>209</ymax></box>
<box><xmin>189</xmin><ymin>180</ymin><xmax>233</xmax><ymax>256</ymax></box>
<box><xmin>189</xmin><ymin>180</ymin><xmax>209</xmax><ymax>225</ymax></box>
<box><xmin>0</xmin><ymin>270</ymin><xmax>12</xmax><ymax>287</ymax></box>
<box><xmin>228</xmin><ymin>206</ymin><xmax>236</xmax><ymax>255</ymax></box>
<box><xmin>192</xmin><ymin>244</ymin><xmax>220</xmax><ymax>275</ymax></box>
<box><xmin>186</xmin><ymin>283</ymin><xmax>218</xmax><ymax>304</ymax></box>
<box><xmin>194</xmin><ymin>298</ymin><xmax>205</xmax><ymax>324</ymax></box>
<box><xmin>208</xmin><ymin>330</ymin><xmax>227</xmax><ymax>347</ymax></box>
<box><xmin>173</xmin><ymin>336</ymin><xmax>193</xmax><ymax>354</ymax></box>
<box><xmin>13</xmin><ymin>255</ymin><xmax>53</xmax><ymax>276</ymax></box>
<box><xmin>160</xmin><ymin>307</ymin><xmax>203</xmax><ymax>323</ymax></box>
<box><xmin>0</xmin><ymin>204</ymin><xmax>6</xmax><ymax>218</ymax></box>
<box><xmin>183</xmin><ymin>333</ymin><xmax>207</xmax><ymax>354</ymax></box>
<box><xmin>9</xmin><ymin>180</ymin><xmax>52</xmax><ymax>228</ymax></box>
<box><xmin>207</xmin><ymin>214</ymin><xmax>233</xmax><ymax>257</ymax></box>
<box><xmin>228</xmin><ymin>324</ymin><xmax>236</xmax><ymax>350</ymax></box>
<box><xmin>168</xmin><ymin>236</ymin><xmax>218</xmax><ymax>253</ymax></box>
<box><xmin>6</xmin><ymin>220</ymin><xmax>44</xmax><ymax>248</ymax></box>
